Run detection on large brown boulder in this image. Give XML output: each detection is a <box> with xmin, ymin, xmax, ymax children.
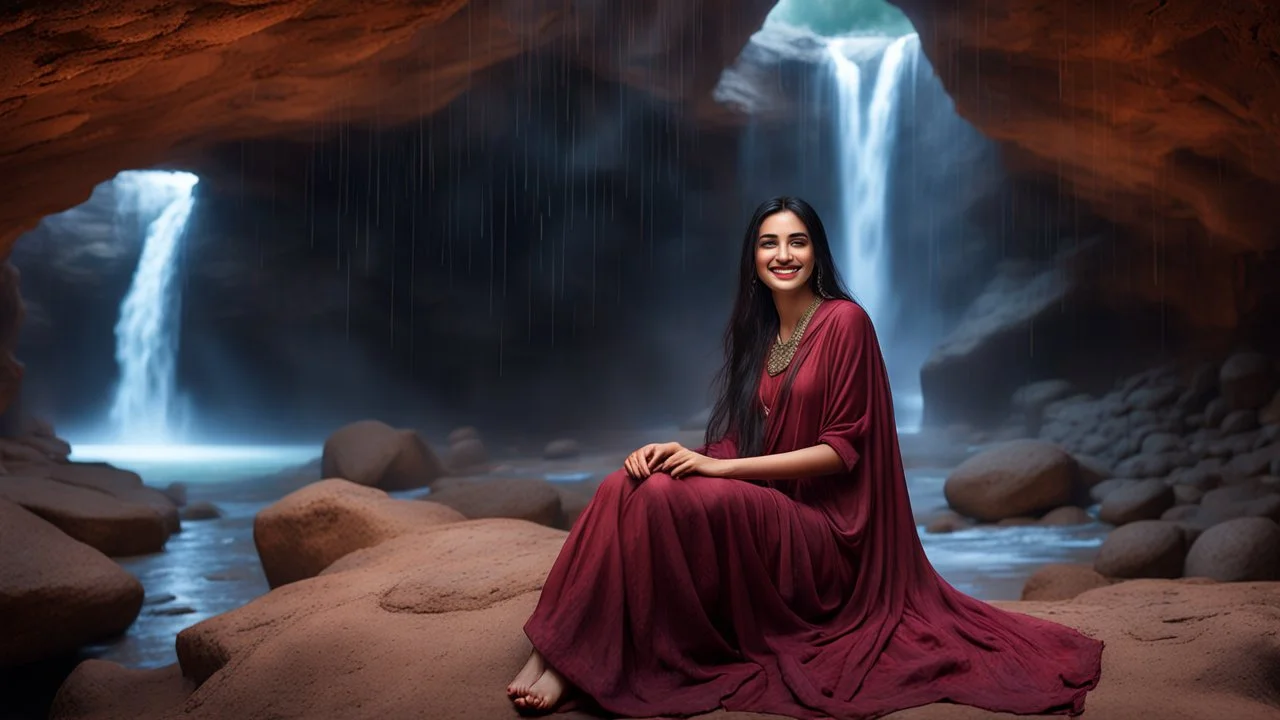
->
<box><xmin>445</xmin><ymin>436</ymin><xmax>489</xmax><ymax>473</ymax></box>
<box><xmin>320</xmin><ymin>419</ymin><xmax>445</xmax><ymax>491</ymax></box>
<box><xmin>0</xmin><ymin>475</ymin><xmax>169</xmax><ymax>556</ymax></box>
<box><xmin>253</xmin><ymin>478</ymin><xmax>465</xmax><ymax>588</ymax></box>
<box><xmin>943</xmin><ymin>439</ymin><xmax>1078</xmax><ymax>521</ymax></box>
<box><xmin>0</xmin><ymin>499</ymin><xmax>143</xmax><ymax>668</ymax></box>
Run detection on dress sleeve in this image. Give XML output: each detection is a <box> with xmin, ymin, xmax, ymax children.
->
<box><xmin>816</xmin><ymin>303</ymin><xmax>875</xmax><ymax>473</ymax></box>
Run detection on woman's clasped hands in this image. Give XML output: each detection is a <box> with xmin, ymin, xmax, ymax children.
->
<box><xmin>624</xmin><ymin>442</ymin><xmax>727</xmax><ymax>481</ymax></box>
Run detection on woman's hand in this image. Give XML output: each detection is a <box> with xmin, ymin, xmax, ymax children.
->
<box><xmin>624</xmin><ymin>442</ymin><xmax>684</xmax><ymax>480</ymax></box>
<box><xmin>658</xmin><ymin>448</ymin><xmax>728</xmax><ymax>479</ymax></box>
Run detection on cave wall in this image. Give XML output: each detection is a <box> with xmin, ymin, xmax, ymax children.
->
<box><xmin>890</xmin><ymin>0</ymin><xmax>1280</xmax><ymax>329</ymax></box>
<box><xmin>7</xmin><ymin>0</ymin><xmax>1280</xmax><ymax>436</ymax></box>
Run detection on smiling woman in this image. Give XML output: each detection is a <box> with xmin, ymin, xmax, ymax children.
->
<box><xmin>755</xmin><ymin>210</ymin><xmax>817</xmax><ymax>295</ymax></box>
<box><xmin>766</xmin><ymin>0</ymin><xmax>914</xmax><ymax>36</ymax></box>
<box><xmin>509</xmin><ymin>196</ymin><xmax>1103</xmax><ymax>719</ymax></box>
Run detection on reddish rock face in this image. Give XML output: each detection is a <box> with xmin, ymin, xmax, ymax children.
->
<box><xmin>893</xmin><ymin>0</ymin><xmax>1280</xmax><ymax>255</ymax></box>
<box><xmin>0</xmin><ymin>0</ymin><xmax>776</xmax><ymax>254</ymax></box>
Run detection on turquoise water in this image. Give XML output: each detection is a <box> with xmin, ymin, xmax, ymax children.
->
<box><xmin>767</xmin><ymin>0</ymin><xmax>914</xmax><ymax>37</ymax></box>
<box><xmin>70</xmin><ymin>444</ymin><xmax>322</xmax><ymax>486</ymax></box>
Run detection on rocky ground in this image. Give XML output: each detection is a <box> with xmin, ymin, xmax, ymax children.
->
<box><xmin>0</xmin><ymin>418</ymin><xmax>625</xmax><ymax>692</ymax></box>
<box><xmin>39</xmin><ymin>480</ymin><xmax>1280</xmax><ymax>720</ymax></box>
<box><xmin>2</xmin><ymin>400</ymin><xmax>1279</xmax><ymax>719</ymax></box>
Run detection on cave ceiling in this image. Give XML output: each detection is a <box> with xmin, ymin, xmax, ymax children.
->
<box><xmin>2</xmin><ymin>0</ymin><xmax>1279</xmax><ymax>268</ymax></box>
<box><xmin>0</xmin><ymin>0</ymin><xmax>775</xmax><ymax>253</ymax></box>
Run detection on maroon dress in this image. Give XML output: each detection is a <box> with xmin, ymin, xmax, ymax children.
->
<box><xmin>523</xmin><ymin>299</ymin><xmax>1103</xmax><ymax>719</ymax></box>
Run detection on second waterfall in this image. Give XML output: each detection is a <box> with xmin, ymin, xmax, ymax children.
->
<box><xmin>827</xmin><ymin>34</ymin><xmax>920</xmax><ymax>426</ymax></box>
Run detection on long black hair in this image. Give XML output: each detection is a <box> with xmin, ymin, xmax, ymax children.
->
<box><xmin>704</xmin><ymin>196</ymin><xmax>856</xmax><ymax>457</ymax></box>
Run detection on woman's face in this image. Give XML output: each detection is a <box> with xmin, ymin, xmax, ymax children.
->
<box><xmin>755</xmin><ymin>210</ymin><xmax>816</xmax><ymax>295</ymax></box>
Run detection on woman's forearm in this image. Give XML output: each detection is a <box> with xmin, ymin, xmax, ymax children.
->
<box><xmin>719</xmin><ymin>443</ymin><xmax>845</xmax><ymax>481</ymax></box>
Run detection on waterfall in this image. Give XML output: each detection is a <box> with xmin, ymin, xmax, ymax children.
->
<box><xmin>827</xmin><ymin>34</ymin><xmax>921</xmax><ymax>428</ymax></box>
<box><xmin>108</xmin><ymin>170</ymin><xmax>199</xmax><ymax>442</ymax></box>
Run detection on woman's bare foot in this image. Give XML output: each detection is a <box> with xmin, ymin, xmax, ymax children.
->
<box><xmin>516</xmin><ymin>664</ymin><xmax>569</xmax><ymax>713</ymax></box>
<box><xmin>506</xmin><ymin>649</ymin><xmax>547</xmax><ymax>701</ymax></box>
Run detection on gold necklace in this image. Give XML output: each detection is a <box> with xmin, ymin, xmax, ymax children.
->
<box><xmin>767</xmin><ymin>296</ymin><xmax>823</xmax><ymax>376</ymax></box>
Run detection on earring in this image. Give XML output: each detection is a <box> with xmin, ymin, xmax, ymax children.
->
<box><xmin>816</xmin><ymin>267</ymin><xmax>827</xmax><ymax>297</ymax></box>
<box><xmin>748</xmin><ymin>275</ymin><xmax>757</xmax><ymax>297</ymax></box>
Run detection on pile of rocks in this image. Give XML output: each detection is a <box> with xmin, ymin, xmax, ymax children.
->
<box><xmin>1029</xmin><ymin>352</ymin><xmax>1278</xmax><ymax>476</ymax></box>
<box><xmin>939</xmin><ymin>351</ymin><xmax>1280</xmax><ymax>589</ymax></box>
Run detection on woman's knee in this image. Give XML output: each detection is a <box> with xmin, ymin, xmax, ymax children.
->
<box><xmin>618</xmin><ymin>472</ymin><xmax>675</xmax><ymax>519</ymax></box>
<box><xmin>599</xmin><ymin>468</ymin><xmax>631</xmax><ymax>492</ymax></box>
<box><xmin>624</xmin><ymin>473</ymin><xmax>734</xmax><ymax>521</ymax></box>
<box><xmin>602</xmin><ymin>469</ymin><xmax>679</xmax><ymax>497</ymax></box>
